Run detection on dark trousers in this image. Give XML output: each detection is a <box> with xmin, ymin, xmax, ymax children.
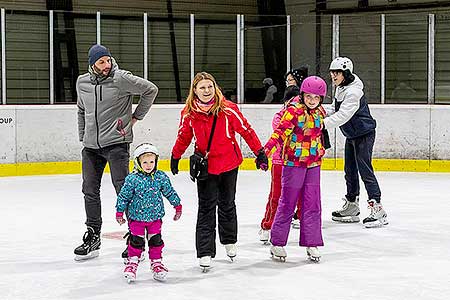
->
<box><xmin>195</xmin><ymin>168</ymin><xmax>238</xmax><ymax>258</ymax></box>
<box><xmin>344</xmin><ymin>131</ymin><xmax>381</xmax><ymax>202</ymax></box>
<box><xmin>82</xmin><ymin>143</ymin><xmax>130</xmax><ymax>232</ymax></box>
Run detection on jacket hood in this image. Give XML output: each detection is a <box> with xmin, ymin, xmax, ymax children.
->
<box><xmin>89</xmin><ymin>56</ymin><xmax>119</xmax><ymax>83</ymax></box>
<box><xmin>344</xmin><ymin>74</ymin><xmax>364</xmax><ymax>91</ymax></box>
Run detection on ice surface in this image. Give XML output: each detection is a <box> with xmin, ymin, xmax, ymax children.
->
<box><xmin>1</xmin><ymin>171</ymin><xmax>449</xmax><ymax>300</ymax></box>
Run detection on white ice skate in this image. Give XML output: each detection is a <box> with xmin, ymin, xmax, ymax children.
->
<box><xmin>123</xmin><ymin>256</ymin><xmax>139</xmax><ymax>283</ymax></box>
<box><xmin>363</xmin><ymin>200</ymin><xmax>388</xmax><ymax>228</ymax></box>
<box><xmin>224</xmin><ymin>244</ymin><xmax>237</xmax><ymax>261</ymax></box>
<box><xmin>258</xmin><ymin>229</ymin><xmax>270</xmax><ymax>244</ymax></box>
<box><xmin>306</xmin><ymin>247</ymin><xmax>321</xmax><ymax>262</ymax></box>
<box><xmin>151</xmin><ymin>259</ymin><xmax>168</xmax><ymax>282</ymax></box>
<box><xmin>199</xmin><ymin>256</ymin><xmax>212</xmax><ymax>272</ymax></box>
<box><xmin>270</xmin><ymin>245</ymin><xmax>287</xmax><ymax>262</ymax></box>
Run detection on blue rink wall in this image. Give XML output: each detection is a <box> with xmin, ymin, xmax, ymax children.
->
<box><xmin>1</xmin><ymin>104</ymin><xmax>450</xmax><ymax>176</ymax></box>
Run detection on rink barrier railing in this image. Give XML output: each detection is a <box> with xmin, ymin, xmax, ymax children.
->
<box><xmin>2</xmin><ymin>158</ymin><xmax>450</xmax><ymax>177</ymax></box>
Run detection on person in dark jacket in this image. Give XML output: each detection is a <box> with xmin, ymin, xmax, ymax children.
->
<box><xmin>324</xmin><ymin>56</ymin><xmax>388</xmax><ymax>228</ymax></box>
<box><xmin>74</xmin><ymin>44</ymin><xmax>159</xmax><ymax>261</ymax></box>
<box><xmin>170</xmin><ymin>72</ymin><xmax>268</xmax><ymax>270</ymax></box>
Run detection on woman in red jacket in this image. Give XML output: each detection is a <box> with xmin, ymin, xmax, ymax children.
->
<box><xmin>170</xmin><ymin>72</ymin><xmax>268</xmax><ymax>270</ymax></box>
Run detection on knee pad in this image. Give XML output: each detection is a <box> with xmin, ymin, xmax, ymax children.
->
<box><xmin>129</xmin><ymin>234</ymin><xmax>145</xmax><ymax>249</ymax></box>
<box><xmin>148</xmin><ymin>233</ymin><xmax>164</xmax><ymax>247</ymax></box>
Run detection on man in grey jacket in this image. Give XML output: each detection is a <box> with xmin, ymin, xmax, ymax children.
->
<box><xmin>74</xmin><ymin>44</ymin><xmax>158</xmax><ymax>261</ymax></box>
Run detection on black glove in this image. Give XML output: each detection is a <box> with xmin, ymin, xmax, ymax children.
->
<box><xmin>322</xmin><ymin>128</ymin><xmax>331</xmax><ymax>150</ymax></box>
<box><xmin>170</xmin><ymin>155</ymin><xmax>180</xmax><ymax>175</ymax></box>
<box><xmin>255</xmin><ymin>148</ymin><xmax>269</xmax><ymax>171</ymax></box>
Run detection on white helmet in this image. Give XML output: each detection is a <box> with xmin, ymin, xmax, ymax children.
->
<box><xmin>133</xmin><ymin>143</ymin><xmax>159</xmax><ymax>173</ymax></box>
<box><xmin>133</xmin><ymin>143</ymin><xmax>159</xmax><ymax>160</ymax></box>
<box><xmin>329</xmin><ymin>57</ymin><xmax>353</xmax><ymax>73</ymax></box>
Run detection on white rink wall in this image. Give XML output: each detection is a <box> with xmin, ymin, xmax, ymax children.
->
<box><xmin>1</xmin><ymin>104</ymin><xmax>450</xmax><ymax>164</ymax></box>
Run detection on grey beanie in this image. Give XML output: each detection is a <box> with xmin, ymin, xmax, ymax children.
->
<box><xmin>88</xmin><ymin>44</ymin><xmax>111</xmax><ymax>66</ymax></box>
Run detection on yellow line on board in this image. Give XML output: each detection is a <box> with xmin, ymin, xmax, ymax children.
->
<box><xmin>1</xmin><ymin>158</ymin><xmax>450</xmax><ymax>177</ymax></box>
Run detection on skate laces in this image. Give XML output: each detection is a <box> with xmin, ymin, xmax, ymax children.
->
<box><xmin>125</xmin><ymin>259</ymin><xmax>139</xmax><ymax>273</ymax></box>
<box><xmin>367</xmin><ymin>201</ymin><xmax>381</xmax><ymax>218</ymax></box>
<box><xmin>82</xmin><ymin>229</ymin><xmax>95</xmax><ymax>243</ymax></box>
<box><xmin>151</xmin><ymin>261</ymin><xmax>167</xmax><ymax>273</ymax></box>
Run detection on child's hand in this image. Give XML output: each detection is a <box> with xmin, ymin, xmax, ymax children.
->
<box><xmin>173</xmin><ymin>205</ymin><xmax>182</xmax><ymax>221</ymax></box>
<box><xmin>116</xmin><ymin>212</ymin><xmax>126</xmax><ymax>225</ymax></box>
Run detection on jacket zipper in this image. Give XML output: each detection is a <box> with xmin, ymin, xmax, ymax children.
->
<box><xmin>94</xmin><ymin>82</ymin><xmax>101</xmax><ymax>148</ymax></box>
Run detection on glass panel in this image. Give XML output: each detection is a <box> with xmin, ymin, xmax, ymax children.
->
<box><xmin>6</xmin><ymin>11</ymin><xmax>49</xmax><ymax>104</ymax></box>
<box><xmin>148</xmin><ymin>15</ymin><xmax>190</xmax><ymax>103</ymax></box>
<box><xmin>435</xmin><ymin>13</ymin><xmax>450</xmax><ymax>104</ymax></box>
<box><xmin>244</xmin><ymin>15</ymin><xmax>285</xmax><ymax>104</ymax></box>
<box><xmin>102</xmin><ymin>13</ymin><xmax>144</xmax><ymax>104</ymax></box>
<box><xmin>195</xmin><ymin>14</ymin><xmax>236</xmax><ymax>103</ymax></box>
<box><xmin>386</xmin><ymin>13</ymin><xmax>427</xmax><ymax>104</ymax></box>
<box><xmin>53</xmin><ymin>12</ymin><xmax>96</xmax><ymax>103</ymax></box>
<box><xmin>318</xmin><ymin>15</ymin><xmax>333</xmax><ymax>104</ymax></box>
<box><xmin>340</xmin><ymin>14</ymin><xmax>381</xmax><ymax>104</ymax></box>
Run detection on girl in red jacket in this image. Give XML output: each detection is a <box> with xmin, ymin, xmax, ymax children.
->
<box><xmin>170</xmin><ymin>72</ymin><xmax>268</xmax><ymax>270</ymax></box>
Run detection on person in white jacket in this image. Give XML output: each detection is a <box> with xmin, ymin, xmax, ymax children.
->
<box><xmin>324</xmin><ymin>57</ymin><xmax>388</xmax><ymax>228</ymax></box>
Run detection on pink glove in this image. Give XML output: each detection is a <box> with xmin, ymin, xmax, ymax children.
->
<box><xmin>116</xmin><ymin>212</ymin><xmax>126</xmax><ymax>225</ymax></box>
<box><xmin>173</xmin><ymin>205</ymin><xmax>182</xmax><ymax>221</ymax></box>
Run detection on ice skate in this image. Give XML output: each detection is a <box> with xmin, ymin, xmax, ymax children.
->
<box><xmin>151</xmin><ymin>259</ymin><xmax>168</xmax><ymax>282</ymax></box>
<box><xmin>74</xmin><ymin>227</ymin><xmax>101</xmax><ymax>261</ymax></box>
<box><xmin>331</xmin><ymin>196</ymin><xmax>360</xmax><ymax>223</ymax></box>
<box><xmin>291</xmin><ymin>218</ymin><xmax>300</xmax><ymax>229</ymax></box>
<box><xmin>258</xmin><ymin>229</ymin><xmax>270</xmax><ymax>244</ymax></box>
<box><xmin>199</xmin><ymin>256</ymin><xmax>212</xmax><ymax>272</ymax></box>
<box><xmin>224</xmin><ymin>244</ymin><xmax>237</xmax><ymax>261</ymax></box>
<box><xmin>363</xmin><ymin>200</ymin><xmax>388</xmax><ymax>228</ymax></box>
<box><xmin>123</xmin><ymin>256</ymin><xmax>139</xmax><ymax>283</ymax></box>
<box><xmin>270</xmin><ymin>245</ymin><xmax>287</xmax><ymax>262</ymax></box>
<box><xmin>306</xmin><ymin>247</ymin><xmax>321</xmax><ymax>262</ymax></box>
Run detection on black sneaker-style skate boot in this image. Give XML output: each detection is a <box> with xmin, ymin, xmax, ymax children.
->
<box><xmin>74</xmin><ymin>226</ymin><xmax>101</xmax><ymax>261</ymax></box>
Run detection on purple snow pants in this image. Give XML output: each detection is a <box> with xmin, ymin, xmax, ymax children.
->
<box><xmin>270</xmin><ymin>165</ymin><xmax>323</xmax><ymax>247</ymax></box>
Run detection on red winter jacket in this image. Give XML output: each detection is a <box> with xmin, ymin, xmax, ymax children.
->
<box><xmin>172</xmin><ymin>99</ymin><xmax>263</xmax><ymax>175</ymax></box>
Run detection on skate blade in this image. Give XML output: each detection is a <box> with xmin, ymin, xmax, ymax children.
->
<box><xmin>270</xmin><ymin>253</ymin><xmax>286</xmax><ymax>262</ymax></box>
<box><xmin>308</xmin><ymin>256</ymin><xmax>321</xmax><ymax>263</ymax></box>
<box><xmin>332</xmin><ymin>216</ymin><xmax>360</xmax><ymax>223</ymax></box>
<box><xmin>153</xmin><ymin>272</ymin><xmax>167</xmax><ymax>282</ymax></box>
<box><xmin>364</xmin><ymin>219</ymin><xmax>389</xmax><ymax>228</ymax></box>
<box><xmin>74</xmin><ymin>250</ymin><xmax>99</xmax><ymax>261</ymax></box>
<box><xmin>124</xmin><ymin>273</ymin><xmax>136</xmax><ymax>283</ymax></box>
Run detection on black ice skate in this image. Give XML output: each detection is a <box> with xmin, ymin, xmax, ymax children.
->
<box><xmin>74</xmin><ymin>226</ymin><xmax>101</xmax><ymax>261</ymax></box>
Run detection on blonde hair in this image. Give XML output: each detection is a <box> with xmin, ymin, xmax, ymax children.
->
<box><xmin>184</xmin><ymin>72</ymin><xmax>225</xmax><ymax>116</ymax></box>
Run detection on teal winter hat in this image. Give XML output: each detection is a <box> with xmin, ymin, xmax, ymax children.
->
<box><xmin>88</xmin><ymin>44</ymin><xmax>111</xmax><ymax>66</ymax></box>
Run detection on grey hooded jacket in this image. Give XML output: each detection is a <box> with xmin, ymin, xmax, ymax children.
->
<box><xmin>77</xmin><ymin>58</ymin><xmax>158</xmax><ymax>149</ymax></box>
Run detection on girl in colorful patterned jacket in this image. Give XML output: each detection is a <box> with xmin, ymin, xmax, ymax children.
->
<box><xmin>170</xmin><ymin>72</ymin><xmax>268</xmax><ymax>271</ymax></box>
<box><xmin>258</xmin><ymin>66</ymin><xmax>309</xmax><ymax>243</ymax></box>
<box><xmin>115</xmin><ymin>143</ymin><xmax>182</xmax><ymax>283</ymax></box>
<box><xmin>264</xmin><ymin>76</ymin><xmax>328</xmax><ymax>262</ymax></box>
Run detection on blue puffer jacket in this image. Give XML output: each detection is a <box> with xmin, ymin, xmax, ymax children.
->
<box><xmin>116</xmin><ymin>170</ymin><xmax>181</xmax><ymax>222</ymax></box>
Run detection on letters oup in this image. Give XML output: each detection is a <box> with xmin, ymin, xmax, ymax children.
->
<box><xmin>0</xmin><ymin>117</ymin><xmax>13</xmax><ymax>124</ymax></box>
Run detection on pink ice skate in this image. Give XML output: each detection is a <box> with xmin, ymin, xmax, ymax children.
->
<box><xmin>123</xmin><ymin>256</ymin><xmax>139</xmax><ymax>283</ymax></box>
<box><xmin>151</xmin><ymin>259</ymin><xmax>168</xmax><ymax>281</ymax></box>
